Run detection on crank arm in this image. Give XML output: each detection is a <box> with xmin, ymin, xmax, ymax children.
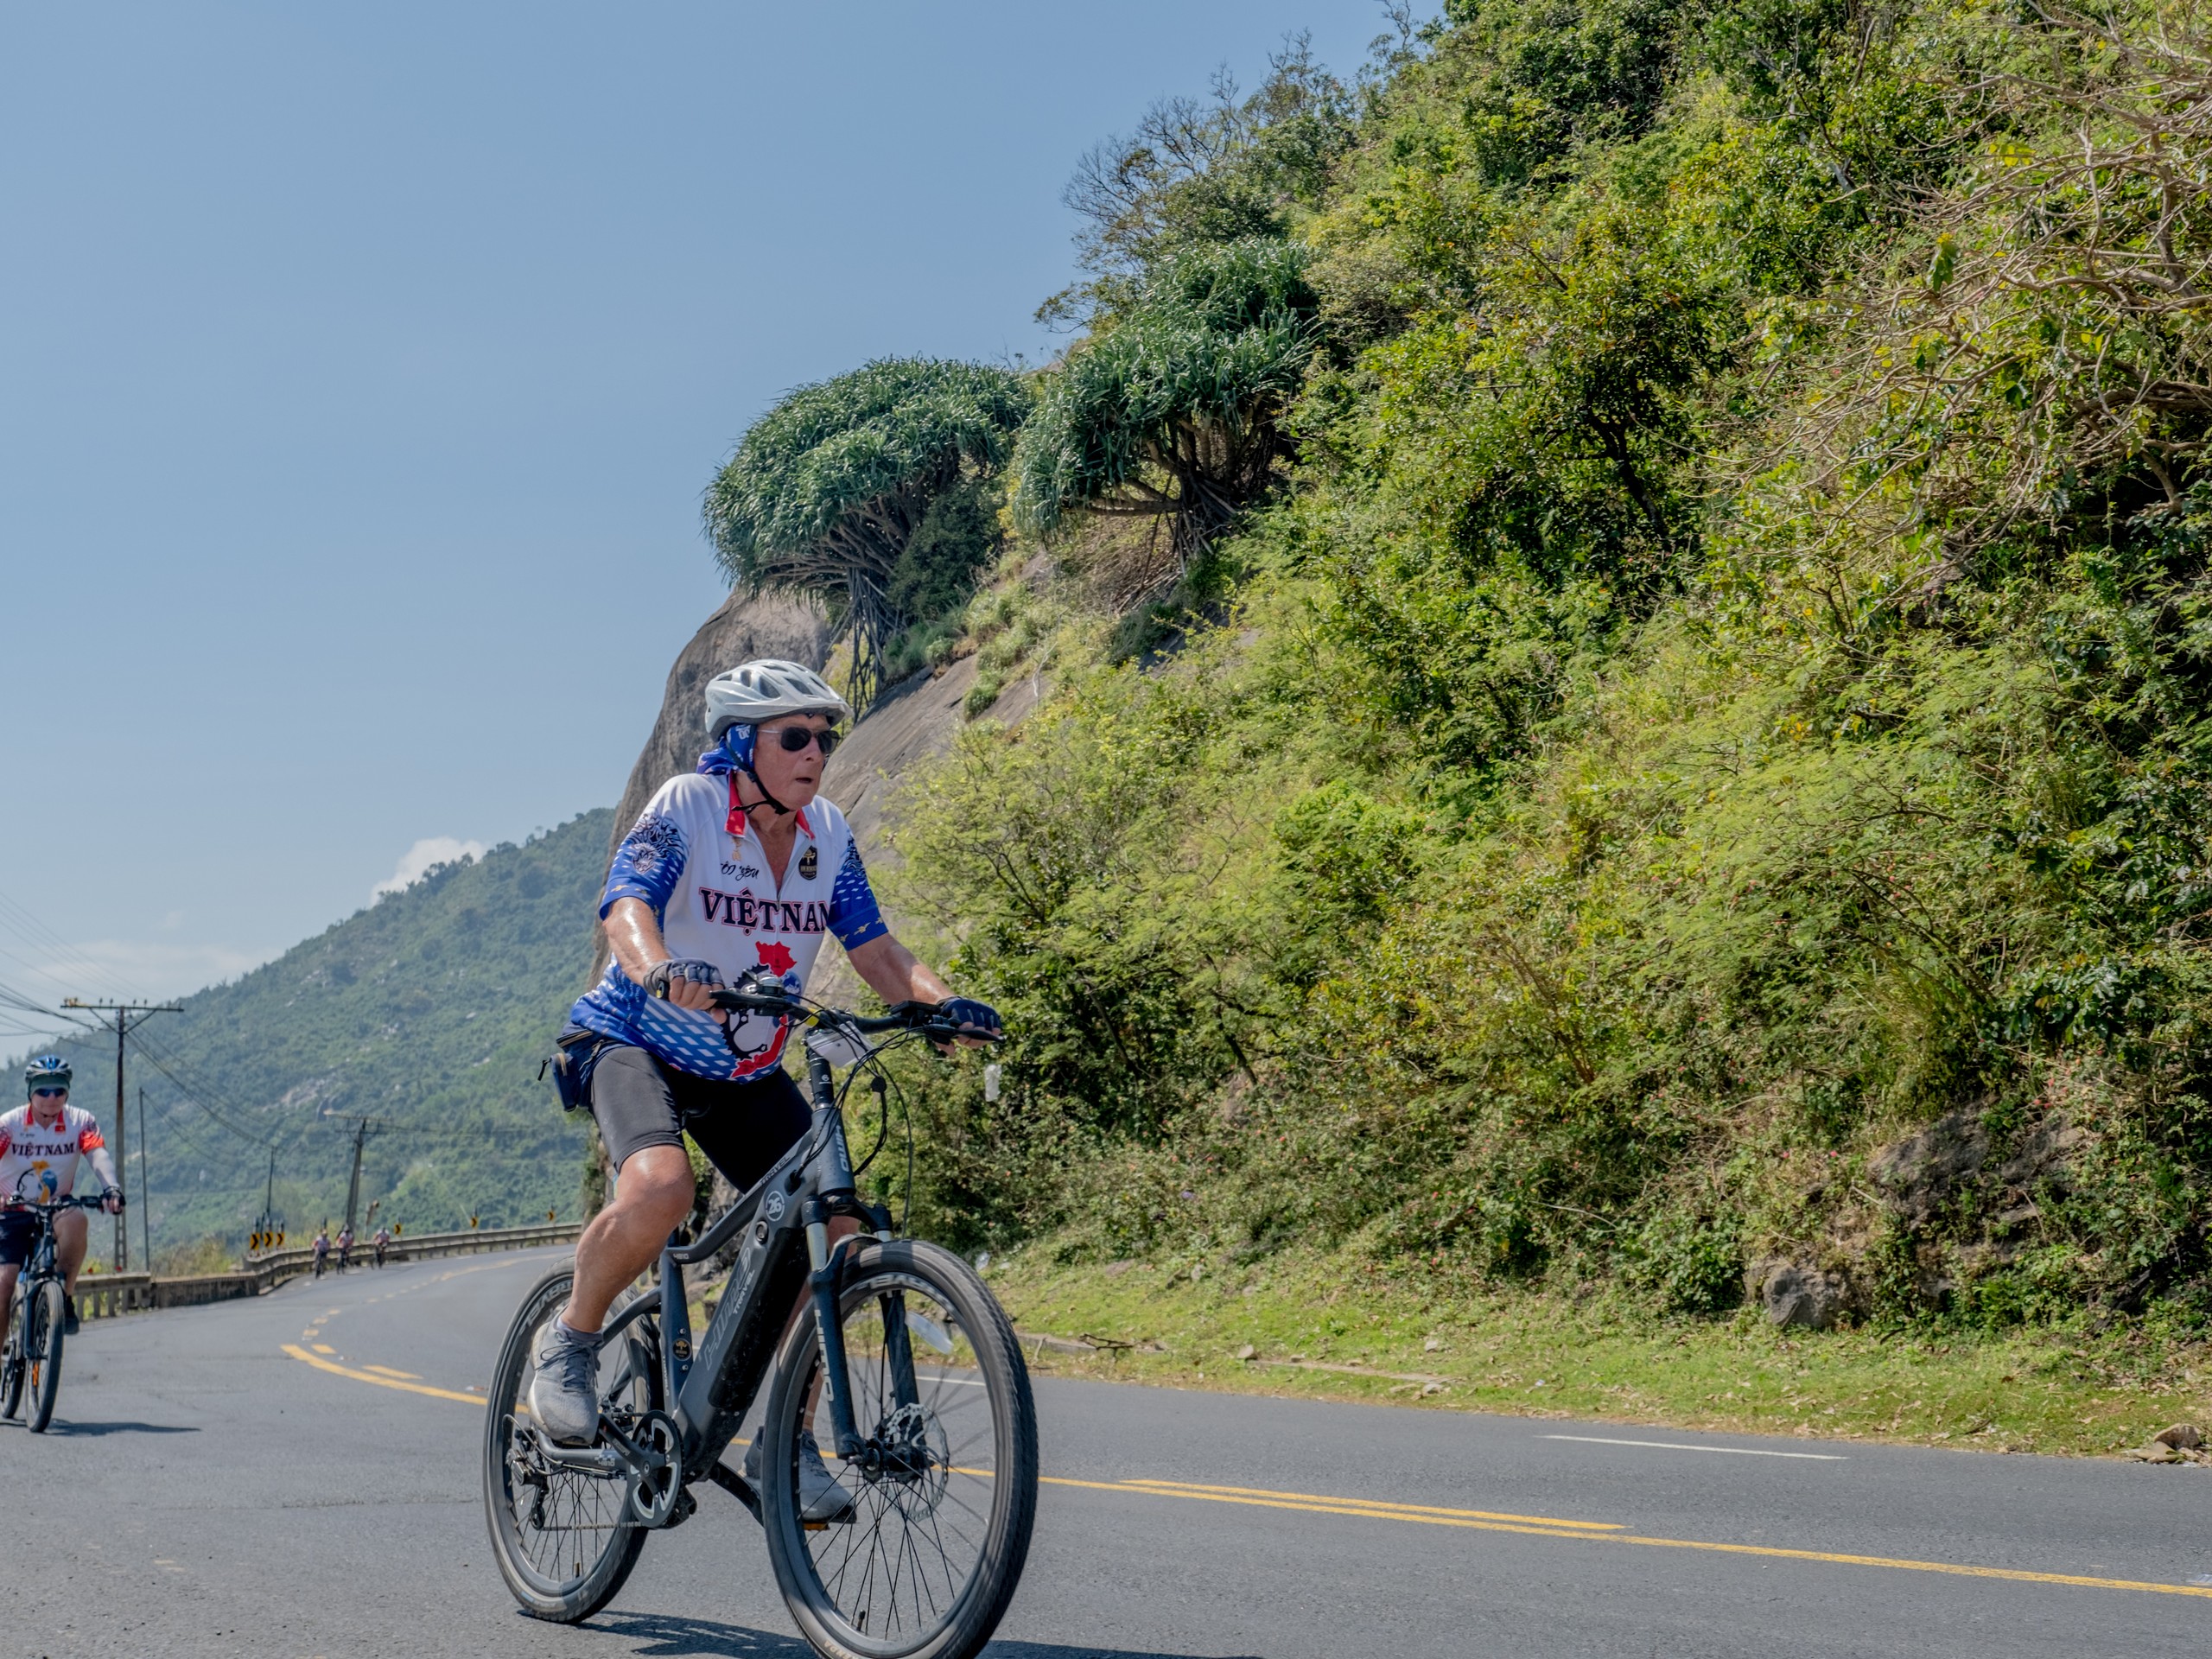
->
<box><xmin>535</xmin><ymin>1444</ymin><xmax>631</xmax><ymax>1477</ymax></box>
<box><xmin>531</xmin><ymin>1435</ymin><xmax>635</xmax><ymax>1478</ymax></box>
<box><xmin>597</xmin><ymin>1415</ymin><xmax>671</xmax><ymax>1474</ymax></box>
<box><xmin>704</xmin><ymin>1459</ymin><xmax>763</xmax><ymax>1524</ymax></box>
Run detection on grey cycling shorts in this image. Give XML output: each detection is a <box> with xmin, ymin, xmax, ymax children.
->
<box><xmin>585</xmin><ymin>1040</ymin><xmax>811</xmax><ymax>1193</ymax></box>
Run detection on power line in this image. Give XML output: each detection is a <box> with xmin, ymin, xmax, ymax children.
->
<box><xmin>121</xmin><ymin>1033</ymin><xmax>272</xmax><ymax>1149</ymax></box>
<box><xmin>60</xmin><ymin>998</ymin><xmax>181</xmax><ymax>1272</ymax></box>
<box><xmin>0</xmin><ymin>888</ymin><xmax>139</xmax><ymax>1004</ymax></box>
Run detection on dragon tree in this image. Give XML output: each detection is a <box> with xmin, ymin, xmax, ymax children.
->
<box><xmin>704</xmin><ymin>358</ymin><xmax>1031</xmax><ymax>710</ymax></box>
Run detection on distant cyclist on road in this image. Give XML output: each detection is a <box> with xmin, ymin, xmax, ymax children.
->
<box><xmin>312</xmin><ymin>1227</ymin><xmax>331</xmax><ymax>1279</ymax></box>
<box><xmin>372</xmin><ymin>1224</ymin><xmax>390</xmax><ymax>1268</ymax></box>
<box><xmin>336</xmin><ymin>1224</ymin><xmax>354</xmax><ymax>1274</ymax></box>
<box><xmin>0</xmin><ymin>1058</ymin><xmax>124</xmax><ymax>1338</ymax></box>
<box><xmin>530</xmin><ymin>660</ymin><xmax>1001</xmax><ymax>1515</ymax></box>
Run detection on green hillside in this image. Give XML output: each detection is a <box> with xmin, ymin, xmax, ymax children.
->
<box><xmin>721</xmin><ymin>0</ymin><xmax>2212</xmax><ymax>1355</ymax></box>
<box><xmin>19</xmin><ymin>810</ymin><xmax>611</xmax><ymax>1254</ymax></box>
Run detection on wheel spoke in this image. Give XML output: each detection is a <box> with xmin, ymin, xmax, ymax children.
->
<box><xmin>791</xmin><ymin>1265</ymin><xmax>1026</xmax><ymax>1650</ymax></box>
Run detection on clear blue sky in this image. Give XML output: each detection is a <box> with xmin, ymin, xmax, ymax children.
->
<box><xmin>0</xmin><ymin>1</ymin><xmax>1393</xmax><ymax>1020</ymax></box>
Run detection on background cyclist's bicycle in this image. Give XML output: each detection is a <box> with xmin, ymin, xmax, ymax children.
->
<box><xmin>483</xmin><ymin>987</ymin><xmax>1038</xmax><ymax>1659</ymax></box>
<box><xmin>1</xmin><ymin>1193</ymin><xmax>103</xmax><ymax>1433</ymax></box>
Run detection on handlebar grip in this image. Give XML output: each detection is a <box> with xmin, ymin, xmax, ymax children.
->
<box><xmin>916</xmin><ymin>1018</ymin><xmax>1007</xmax><ymax>1044</ymax></box>
<box><xmin>707</xmin><ymin>987</ymin><xmax>796</xmax><ymax>1014</ymax></box>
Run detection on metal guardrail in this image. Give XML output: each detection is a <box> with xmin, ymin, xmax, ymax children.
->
<box><xmin>74</xmin><ymin>1222</ymin><xmax>582</xmax><ymax>1320</ymax></box>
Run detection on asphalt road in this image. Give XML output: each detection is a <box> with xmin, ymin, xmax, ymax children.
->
<box><xmin>13</xmin><ymin>1247</ymin><xmax>2212</xmax><ymax>1658</ymax></box>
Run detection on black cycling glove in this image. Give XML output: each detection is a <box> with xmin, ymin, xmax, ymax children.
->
<box><xmin>644</xmin><ymin>958</ymin><xmax>725</xmax><ymax>1001</ymax></box>
<box><xmin>104</xmin><ymin>1186</ymin><xmax>125</xmax><ymax>1211</ymax></box>
<box><xmin>937</xmin><ymin>996</ymin><xmax>1002</xmax><ymax>1036</ymax></box>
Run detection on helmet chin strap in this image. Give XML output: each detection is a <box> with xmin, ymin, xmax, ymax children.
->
<box><xmin>724</xmin><ymin>727</ymin><xmax>797</xmax><ymax>818</ymax></box>
<box><xmin>738</xmin><ymin>763</ymin><xmax>796</xmax><ymax>818</ymax></box>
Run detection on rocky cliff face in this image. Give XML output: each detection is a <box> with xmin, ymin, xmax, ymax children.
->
<box><xmin>607</xmin><ymin>590</ymin><xmax>834</xmax><ymax>849</ymax></box>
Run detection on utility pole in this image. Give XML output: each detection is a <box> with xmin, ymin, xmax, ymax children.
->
<box><xmin>254</xmin><ymin>1148</ymin><xmax>281</xmax><ymax>1249</ymax></box>
<box><xmin>341</xmin><ymin>1117</ymin><xmax>385</xmax><ymax>1236</ymax></box>
<box><xmin>138</xmin><ymin>1086</ymin><xmax>151</xmax><ymax>1272</ymax></box>
<box><xmin>61</xmin><ymin>997</ymin><xmax>181</xmax><ymax>1271</ymax></box>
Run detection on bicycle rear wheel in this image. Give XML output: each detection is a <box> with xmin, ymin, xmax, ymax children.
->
<box><xmin>25</xmin><ymin>1280</ymin><xmax>63</xmax><ymax>1433</ymax></box>
<box><xmin>761</xmin><ymin>1238</ymin><xmax>1038</xmax><ymax>1659</ymax></box>
<box><xmin>1</xmin><ymin>1324</ymin><xmax>22</xmax><ymax>1421</ymax></box>
<box><xmin>481</xmin><ymin>1266</ymin><xmax>656</xmax><ymax>1621</ymax></box>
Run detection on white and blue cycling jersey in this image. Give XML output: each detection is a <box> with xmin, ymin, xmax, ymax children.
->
<box><xmin>566</xmin><ymin>767</ymin><xmax>887</xmax><ymax>1080</ymax></box>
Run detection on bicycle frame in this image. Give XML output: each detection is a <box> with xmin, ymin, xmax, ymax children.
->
<box><xmin>3</xmin><ymin>1198</ymin><xmax>91</xmax><ymax>1354</ymax></box>
<box><xmin>6</xmin><ymin>1198</ymin><xmax>83</xmax><ymax>1294</ymax></box>
<box><xmin>539</xmin><ymin>1033</ymin><xmax>923</xmax><ymax>1513</ymax></box>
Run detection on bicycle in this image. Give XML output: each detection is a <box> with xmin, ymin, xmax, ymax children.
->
<box><xmin>0</xmin><ymin>1194</ymin><xmax>104</xmax><ymax>1434</ymax></box>
<box><xmin>483</xmin><ymin>988</ymin><xmax>1037</xmax><ymax>1659</ymax></box>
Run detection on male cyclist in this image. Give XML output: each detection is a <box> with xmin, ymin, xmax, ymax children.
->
<box><xmin>533</xmin><ymin>659</ymin><xmax>1000</xmax><ymax>1511</ymax></box>
<box><xmin>0</xmin><ymin>1058</ymin><xmax>124</xmax><ymax>1338</ymax></box>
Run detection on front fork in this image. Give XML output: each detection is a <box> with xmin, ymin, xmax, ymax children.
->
<box><xmin>799</xmin><ymin>1050</ymin><xmax>918</xmax><ymax>1460</ymax></box>
<box><xmin>804</xmin><ymin>1195</ymin><xmax>918</xmax><ymax>1461</ymax></box>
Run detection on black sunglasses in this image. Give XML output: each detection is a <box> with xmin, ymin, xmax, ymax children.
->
<box><xmin>30</xmin><ymin>1086</ymin><xmax>66</xmax><ymax>1098</ymax></box>
<box><xmin>769</xmin><ymin>725</ymin><xmax>840</xmax><ymax>758</ymax></box>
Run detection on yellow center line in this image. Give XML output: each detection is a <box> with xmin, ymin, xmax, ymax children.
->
<box><xmin>309</xmin><ymin>1344</ymin><xmax>337</xmax><ymax>1356</ymax></box>
<box><xmin>1039</xmin><ymin>1475</ymin><xmax>1611</xmax><ymax>1541</ymax></box>
<box><xmin>1060</xmin><ymin>1475</ymin><xmax>2212</xmax><ymax>1600</ymax></box>
<box><xmin>280</xmin><ymin>1344</ymin><xmax>482</xmax><ymax>1406</ymax></box>
<box><xmin>276</xmin><ymin>1351</ymin><xmax>2212</xmax><ymax>1602</ymax></box>
<box><xmin>1121</xmin><ymin>1477</ymin><xmax>1620</xmax><ymax>1530</ymax></box>
<box><xmin>1609</xmin><ymin>1534</ymin><xmax>2212</xmax><ymax>1599</ymax></box>
<box><xmin>360</xmin><ymin>1364</ymin><xmax>423</xmax><ymax>1381</ymax></box>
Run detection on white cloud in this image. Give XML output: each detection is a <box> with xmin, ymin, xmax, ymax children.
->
<box><xmin>2</xmin><ymin>938</ymin><xmax>283</xmax><ymax>1014</ymax></box>
<box><xmin>373</xmin><ymin>836</ymin><xmax>486</xmax><ymax>900</ymax></box>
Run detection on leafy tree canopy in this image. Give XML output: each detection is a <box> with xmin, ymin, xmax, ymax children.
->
<box><xmin>1042</xmin><ymin>33</ymin><xmax>1361</xmax><ymax>328</ymax></box>
<box><xmin>1012</xmin><ymin>238</ymin><xmax>1321</xmax><ymax>569</ymax></box>
<box><xmin>704</xmin><ymin>358</ymin><xmax>1030</xmax><ymax>708</ymax></box>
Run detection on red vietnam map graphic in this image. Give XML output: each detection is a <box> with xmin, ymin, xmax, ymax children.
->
<box><xmin>754</xmin><ymin>940</ymin><xmax>798</xmax><ymax>976</ymax></box>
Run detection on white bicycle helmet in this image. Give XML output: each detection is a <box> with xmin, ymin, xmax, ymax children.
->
<box><xmin>702</xmin><ymin>659</ymin><xmax>851</xmax><ymax>741</ymax></box>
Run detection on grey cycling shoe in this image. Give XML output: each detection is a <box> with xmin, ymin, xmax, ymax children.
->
<box><xmin>745</xmin><ymin>1429</ymin><xmax>856</xmax><ymax>1522</ymax></box>
<box><xmin>527</xmin><ymin>1318</ymin><xmax>602</xmax><ymax>1447</ymax></box>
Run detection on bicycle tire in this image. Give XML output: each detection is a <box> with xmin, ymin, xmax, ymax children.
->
<box><xmin>1</xmin><ymin>1318</ymin><xmax>22</xmax><ymax>1421</ymax></box>
<box><xmin>25</xmin><ymin>1280</ymin><xmax>63</xmax><ymax>1433</ymax></box>
<box><xmin>761</xmin><ymin>1238</ymin><xmax>1038</xmax><ymax>1659</ymax></box>
<box><xmin>481</xmin><ymin>1266</ymin><xmax>652</xmax><ymax>1622</ymax></box>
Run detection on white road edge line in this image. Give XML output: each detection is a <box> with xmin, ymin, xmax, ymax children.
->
<box><xmin>1544</xmin><ymin>1434</ymin><xmax>1847</xmax><ymax>1461</ymax></box>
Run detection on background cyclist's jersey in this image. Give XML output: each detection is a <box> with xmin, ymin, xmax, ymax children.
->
<box><xmin>0</xmin><ymin>1102</ymin><xmax>114</xmax><ymax>1202</ymax></box>
<box><xmin>565</xmin><ymin>772</ymin><xmax>887</xmax><ymax>1080</ymax></box>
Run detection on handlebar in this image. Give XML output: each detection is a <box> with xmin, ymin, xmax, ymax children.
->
<box><xmin>2</xmin><ymin>1194</ymin><xmax>109</xmax><ymax>1213</ymax></box>
<box><xmin>705</xmin><ymin>988</ymin><xmax>1005</xmax><ymax>1046</ymax></box>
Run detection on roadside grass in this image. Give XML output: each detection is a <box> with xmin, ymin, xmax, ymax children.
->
<box><xmin>982</xmin><ymin>1248</ymin><xmax>2212</xmax><ymax>1460</ymax></box>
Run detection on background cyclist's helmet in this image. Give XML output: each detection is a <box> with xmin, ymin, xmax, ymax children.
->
<box><xmin>23</xmin><ymin>1054</ymin><xmax>71</xmax><ymax>1096</ymax></box>
<box><xmin>703</xmin><ymin>658</ymin><xmax>851</xmax><ymax>767</ymax></box>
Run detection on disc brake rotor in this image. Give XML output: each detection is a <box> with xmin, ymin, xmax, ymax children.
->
<box><xmin>871</xmin><ymin>1401</ymin><xmax>950</xmax><ymax>1518</ymax></box>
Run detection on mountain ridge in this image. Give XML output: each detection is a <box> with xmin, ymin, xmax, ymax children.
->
<box><xmin>16</xmin><ymin>810</ymin><xmax>612</xmax><ymax>1252</ymax></box>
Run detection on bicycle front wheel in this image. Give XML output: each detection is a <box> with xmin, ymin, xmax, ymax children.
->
<box><xmin>761</xmin><ymin>1237</ymin><xmax>1039</xmax><ymax>1659</ymax></box>
<box><xmin>481</xmin><ymin>1266</ymin><xmax>655</xmax><ymax>1621</ymax></box>
<box><xmin>25</xmin><ymin>1279</ymin><xmax>63</xmax><ymax>1433</ymax></box>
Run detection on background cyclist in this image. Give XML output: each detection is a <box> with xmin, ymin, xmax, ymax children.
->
<box><xmin>0</xmin><ymin>1057</ymin><xmax>124</xmax><ymax>1338</ymax></box>
<box><xmin>531</xmin><ymin>660</ymin><xmax>1000</xmax><ymax>1495</ymax></box>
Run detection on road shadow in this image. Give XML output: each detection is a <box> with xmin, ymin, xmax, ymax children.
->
<box><xmin>585</xmin><ymin>1613</ymin><xmax>1249</xmax><ymax>1659</ymax></box>
<box><xmin>580</xmin><ymin>1616</ymin><xmax>809</xmax><ymax>1658</ymax></box>
<box><xmin>39</xmin><ymin>1420</ymin><xmax>200</xmax><ymax>1438</ymax></box>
